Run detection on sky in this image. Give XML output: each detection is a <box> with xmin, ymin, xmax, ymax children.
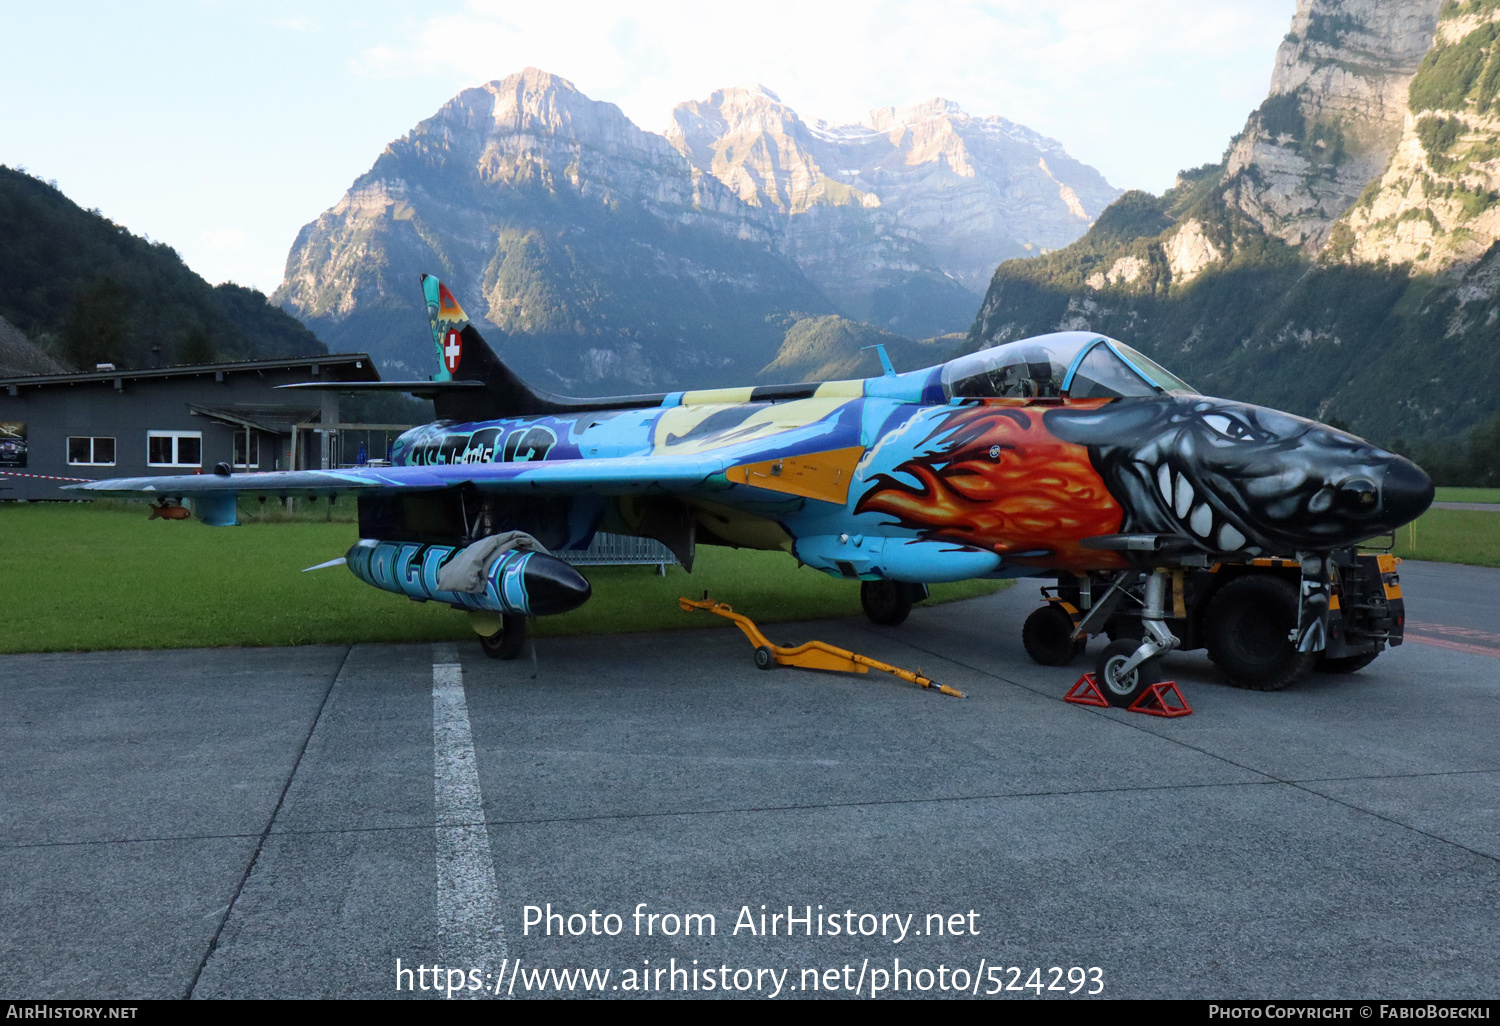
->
<box><xmin>0</xmin><ymin>0</ymin><xmax>1297</xmax><ymax>295</ymax></box>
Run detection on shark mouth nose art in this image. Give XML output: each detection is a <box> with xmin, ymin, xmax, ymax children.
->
<box><xmin>1152</xmin><ymin>461</ymin><xmax>1248</xmax><ymax>551</ymax></box>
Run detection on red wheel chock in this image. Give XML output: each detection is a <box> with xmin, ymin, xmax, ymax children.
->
<box><xmin>1064</xmin><ymin>673</ymin><xmax>1109</xmax><ymax>707</ymax></box>
<box><xmin>1064</xmin><ymin>674</ymin><xmax>1193</xmax><ymax>717</ymax></box>
<box><xmin>1127</xmin><ymin>681</ymin><xmax>1192</xmax><ymax>717</ymax></box>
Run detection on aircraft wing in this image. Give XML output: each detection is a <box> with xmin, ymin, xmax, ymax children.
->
<box><xmin>64</xmin><ymin>454</ymin><xmax>734</xmax><ymax>499</ymax></box>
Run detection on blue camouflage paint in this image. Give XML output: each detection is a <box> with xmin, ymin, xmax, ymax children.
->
<box><xmin>347</xmin><ymin>539</ymin><xmax>534</xmax><ymax>614</ymax></box>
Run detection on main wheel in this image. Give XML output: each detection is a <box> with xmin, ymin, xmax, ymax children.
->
<box><xmin>1316</xmin><ymin>651</ymin><xmax>1379</xmax><ymax>674</ymax></box>
<box><xmin>861</xmin><ymin>580</ymin><xmax>914</xmax><ymax>626</ymax></box>
<box><xmin>1095</xmin><ymin>637</ymin><xmax>1162</xmax><ymax>708</ymax></box>
<box><xmin>478</xmin><ymin>614</ymin><xmax>528</xmax><ymax>660</ymax></box>
<box><xmin>1204</xmin><ymin>576</ymin><xmax>1314</xmax><ymax>690</ymax></box>
<box><xmin>1022</xmin><ymin>604</ymin><xmax>1086</xmax><ymax>666</ymax></box>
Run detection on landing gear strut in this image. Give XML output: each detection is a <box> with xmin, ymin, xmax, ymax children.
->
<box><xmin>1092</xmin><ymin>570</ymin><xmax>1179</xmax><ymax>708</ymax></box>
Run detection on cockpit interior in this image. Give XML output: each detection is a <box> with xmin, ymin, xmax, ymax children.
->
<box><xmin>941</xmin><ymin>332</ymin><xmax>1194</xmax><ymax>402</ymax></box>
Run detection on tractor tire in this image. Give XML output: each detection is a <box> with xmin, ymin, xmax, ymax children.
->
<box><xmin>1022</xmin><ymin>604</ymin><xmax>1086</xmax><ymax>666</ymax></box>
<box><xmin>1204</xmin><ymin>576</ymin><xmax>1314</xmax><ymax>690</ymax></box>
<box><xmin>1104</xmin><ymin>617</ymin><xmax>1144</xmax><ymax>643</ymax></box>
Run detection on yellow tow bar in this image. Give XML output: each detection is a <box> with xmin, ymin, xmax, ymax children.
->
<box><xmin>678</xmin><ymin>596</ymin><xmax>966</xmax><ymax>698</ymax></box>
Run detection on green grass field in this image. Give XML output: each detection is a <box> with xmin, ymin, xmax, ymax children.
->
<box><xmin>1434</xmin><ymin>487</ymin><xmax>1500</xmax><ymax>503</ymax></box>
<box><xmin>0</xmin><ymin>504</ymin><xmax>1008</xmax><ymax>654</ymax></box>
<box><xmin>1387</xmin><ymin>507</ymin><xmax>1500</xmax><ymax>568</ymax></box>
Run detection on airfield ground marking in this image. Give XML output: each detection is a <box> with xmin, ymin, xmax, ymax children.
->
<box><xmin>1404</xmin><ymin>632</ymin><xmax>1500</xmax><ymax>658</ymax></box>
<box><xmin>184</xmin><ymin>645</ymin><xmax>347</xmax><ymax>999</ymax></box>
<box><xmin>432</xmin><ymin>642</ymin><xmax>508</xmax><ymax>997</ymax></box>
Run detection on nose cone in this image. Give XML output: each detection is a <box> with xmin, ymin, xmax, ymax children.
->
<box><xmin>1379</xmin><ymin>456</ymin><xmax>1434</xmax><ymax>529</ymax></box>
<box><xmin>520</xmin><ymin>553</ymin><xmax>593</xmax><ymax>616</ymax></box>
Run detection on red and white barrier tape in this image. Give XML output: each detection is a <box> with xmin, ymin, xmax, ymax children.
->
<box><xmin>0</xmin><ymin>471</ymin><xmax>94</xmax><ymax>482</ymax></box>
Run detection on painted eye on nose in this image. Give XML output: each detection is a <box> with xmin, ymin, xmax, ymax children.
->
<box><xmin>1202</xmin><ymin>413</ymin><xmax>1263</xmax><ymax>442</ymax></box>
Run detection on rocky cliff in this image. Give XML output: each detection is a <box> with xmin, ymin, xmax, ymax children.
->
<box><xmin>1328</xmin><ymin>1</ymin><xmax>1500</xmax><ymax>270</ymax></box>
<box><xmin>1223</xmin><ymin>0</ymin><xmax>1441</xmax><ymax>252</ymax></box>
<box><xmin>967</xmin><ymin>0</ymin><xmax>1500</xmax><ymax>449</ymax></box>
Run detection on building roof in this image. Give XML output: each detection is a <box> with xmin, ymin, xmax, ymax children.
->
<box><xmin>188</xmin><ymin>403</ymin><xmax>325</xmax><ymax>433</ymax></box>
<box><xmin>0</xmin><ymin>353</ymin><xmax>379</xmax><ymax>391</ymax></box>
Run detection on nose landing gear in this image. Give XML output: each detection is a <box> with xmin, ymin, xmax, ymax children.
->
<box><xmin>1022</xmin><ymin>570</ymin><xmax>1182</xmax><ymax>706</ymax></box>
<box><xmin>1092</xmin><ymin>570</ymin><xmax>1179</xmax><ymax>707</ymax></box>
<box><xmin>1023</xmin><ymin>551</ymin><xmax>1396</xmax><ymax>694</ymax></box>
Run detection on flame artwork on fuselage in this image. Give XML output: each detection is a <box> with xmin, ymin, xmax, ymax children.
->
<box><xmin>855</xmin><ymin>404</ymin><xmax>1123</xmax><ymax>568</ymax></box>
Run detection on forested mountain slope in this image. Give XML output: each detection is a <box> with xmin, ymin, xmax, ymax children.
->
<box><xmin>0</xmin><ymin>167</ymin><xmax>325</xmax><ymax>371</ymax></box>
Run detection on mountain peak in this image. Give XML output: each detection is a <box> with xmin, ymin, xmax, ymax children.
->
<box><xmin>864</xmin><ymin>97</ymin><xmax>966</xmax><ymax>131</ymax></box>
<box><xmin>492</xmin><ymin>66</ymin><xmax>580</xmax><ymax>93</ymax></box>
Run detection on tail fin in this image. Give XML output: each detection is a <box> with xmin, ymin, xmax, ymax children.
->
<box><xmin>419</xmin><ymin>274</ymin><xmax>665</xmax><ymax>421</ymax></box>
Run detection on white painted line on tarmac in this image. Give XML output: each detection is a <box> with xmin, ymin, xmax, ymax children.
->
<box><xmin>433</xmin><ymin>643</ymin><xmax>507</xmax><ymax>997</ymax></box>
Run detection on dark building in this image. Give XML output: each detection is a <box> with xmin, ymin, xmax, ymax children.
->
<box><xmin>0</xmin><ymin>355</ymin><xmax>395</xmax><ymax>500</ymax></box>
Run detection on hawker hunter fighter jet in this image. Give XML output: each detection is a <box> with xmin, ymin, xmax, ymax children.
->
<box><xmin>71</xmin><ymin>276</ymin><xmax>1433</xmax><ymax>697</ymax></box>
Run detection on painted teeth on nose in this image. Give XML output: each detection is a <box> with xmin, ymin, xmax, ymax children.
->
<box><xmin>1174</xmin><ymin>473</ymin><xmax>1194</xmax><ymax>519</ymax></box>
<box><xmin>1218</xmin><ymin>523</ymin><xmax>1246</xmax><ymax>550</ymax></box>
<box><xmin>1157</xmin><ymin>463</ymin><xmax>1172</xmax><ymax>503</ymax></box>
<box><xmin>1190</xmin><ymin>503</ymin><xmax>1214</xmax><ymax>538</ymax></box>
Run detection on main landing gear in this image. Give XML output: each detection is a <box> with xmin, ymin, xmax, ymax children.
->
<box><xmin>474</xmin><ymin>613</ymin><xmax>528</xmax><ymax>660</ymax></box>
<box><xmin>859</xmin><ymin>580</ymin><xmax>930</xmax><ymax>626</ymax></box>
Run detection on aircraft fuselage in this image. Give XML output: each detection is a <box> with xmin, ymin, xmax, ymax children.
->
<box><xmin>385</xmin><ymin>366</ymin><xmax>1432</xmax><ymax>583</ymax></box>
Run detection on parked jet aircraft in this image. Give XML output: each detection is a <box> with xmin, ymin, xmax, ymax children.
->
<box><xmin>70</xmin><ymin>276</ymin><xmax>1433</xmax><ymax>701</ymax></box>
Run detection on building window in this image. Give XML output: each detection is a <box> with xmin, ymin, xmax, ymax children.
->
<box><xmin>233</xmin><ymin>431</ymin><xmax>259</xmax><ymax>469</ymax></box>
<box><xmin>67</xmin><ymin>436</ymin><xmax>116</xmax><ymax>466</ymax></box>
<box><xmin>147</xmin><ymin>431</ymin><xmax>202</xmax><ymax>467</ymax></box>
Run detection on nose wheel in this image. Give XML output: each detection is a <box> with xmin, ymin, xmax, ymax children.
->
<box><xmin>1096</xmin><ymin>638</ymin><xmax>1163</xmax><ymax>707</ymax></box>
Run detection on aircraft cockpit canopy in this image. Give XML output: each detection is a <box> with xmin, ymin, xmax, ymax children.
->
<box><xmin>940</xmin><ymin>332</ymin><xmax>1195</xmax><ymax>401</ymax></box>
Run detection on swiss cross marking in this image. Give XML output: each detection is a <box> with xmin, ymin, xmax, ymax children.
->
<box><xmin>443</xmin><ymin>329</ymin><xmax>462</xmax><ymax>373</ymax></box>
